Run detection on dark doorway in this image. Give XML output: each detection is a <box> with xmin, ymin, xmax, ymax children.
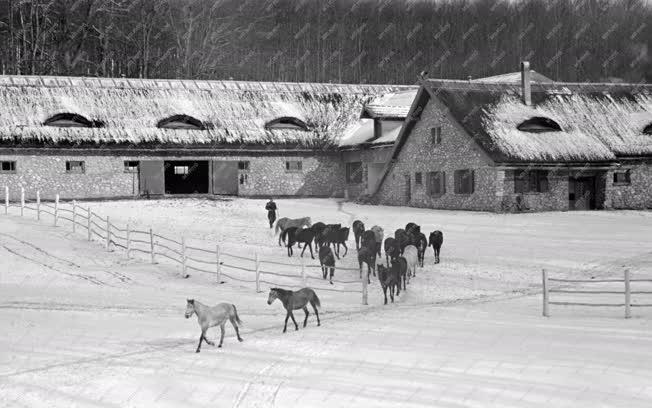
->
<box><xmin>569</xmin><ymin>176</ymin><xmax>596</xmax><ymax>210</ymax></box>
<box><xmin>405</xmin><ymin>174</ymin><xmax>411</xmax><ymax>203</ymax></box>
<box><xmin>164</xmin><ymin>160</ymin><xmax>209</xmax><ymax>194</ymax></box>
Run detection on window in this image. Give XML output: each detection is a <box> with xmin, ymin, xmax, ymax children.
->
<box><xmin>415</xmin><ymin>172</ymin><xmax>423</xmax><ymax>185</ymax></box>
<box><xmin>346</xmin><ymin>162</ymin><xmax>363</xmax><ymax>183</ymax></box>
<box><xmin>431</xmin><ymin>127</ymin><xmax>442</xmax><ymax>144</ymax></box>
<box><xmin>174</xmin><ymin>165</ymin><xmax>189</xmax><ymax>175</ymax></box>
<box><xmin>517</xmin><ymin>117</ymin><xmax>562</xmax><ymax>133</ymax></box>
<box><xmin>286</xmin><ymin>161</ymin><xmax>303</xmax><ymax>172</ymax></box>
<box><xmin>238</xmin><ymin>161</ymin><xmax>250</xmax><ymax>171</ymax></box>
<box><xmin>44</xmin><ymin>113</ymin><xmax>104</xmax><ymax>128</ymax></box>
<box><xmin>66</xmin><ymin>161</ymin><xmax>85</xmax><ymax>174</ymax></box>
<box><xmin>0</xmin><ymin>161</ymin><xmax>16</xmax><ymax>173</ymax></box>
<box><xmin>123</xmin><ymin>161</ymin><xmax>139</xmax><ymax>173</ymax></box>
<box><xmin>613</xmin><ymin>170</ymin><xmax>631</xmax><ymax>185</ymax></box>
<box><xmin>454</xmin><ymin>169</ymin><xmax>474</xmax><ymax>194</ymax></box>
<box><xmin>157</xmin><ymin>115</ymin><xmax>208</xmax><ymax>130</ymax></box>
<box><xmin>514</xmin><ymin>170</ymin><xmax>549</xmax><ymax>193</ymax></box>
<box><xmin>427</xmin><ymin>171</ymin><xmax>446</xmax><ymax>196</ymax></box>
<box><xmin>266</xmin><ymin>117</ymin><xmax>309</xmax><ymax>131</ymax></box>
<box><xmin>239</xmin><ymin>173</ymin><xmax>249</xmax><ymax>185</ymax></box>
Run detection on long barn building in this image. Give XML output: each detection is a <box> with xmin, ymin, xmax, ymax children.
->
<box><xmin>1</xmin><ymin>64</ymin><xmax>651</xmax><ymax>212</ymax></box>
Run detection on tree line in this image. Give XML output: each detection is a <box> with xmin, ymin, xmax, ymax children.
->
<box><xmin>0</xmin><ymin>0</ymin><xmax>650</xmax><ymax>84</ymax></box>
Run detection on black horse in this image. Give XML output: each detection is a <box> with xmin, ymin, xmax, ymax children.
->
<box><xmin>405</xmin><ymin>222</ymin><xmax>421</xmax><ymax>237</ymax></box>
<box><xmin>384</xmin><ymin>237</ymin><xmax>400</xmax><ymax>266</ymax></box>
<box><xmin>296</xmin><ymin>228</ymin><xmax>318</xmax><ymax>259</ymax></box>
<box><xmin>392</xmin><ymin>256</ymin><xmax>408</xmax><ymax>290</ymax></box>
<box><xmin>358</xmin><ymin>246</ymin><xmax>376</xmax><ymax>283</ymax></box>
<box><xmin>377</xmin><ymin>264</ymin><xmax>400</xmax><ymax>305</ymax></box>
<box><xmin>310</xmin><ymin>222</ymin><xmax>327</xmax><ymax>236</ymax></box>
<box><xmin>394</xmin><ymin>228</ymin><xmax>409</xmax><ymax>254</ymax></box>
<box><xmin>282</xmin><ymin>227</ymin><xmax>299</xmax><ymax>257</ymax></box>
<box><xmin>352</xmin><ymin>220</ymin><xmax>365</xmax><ymax>250</ymax></box>
<box><xmin>332</xmin><ymin>227</ymin><xmax>350</xmax><ymax>258</ymax></box>
<box><xmin>415</xmin><ymin>232</ymin><xmax>428</xmax><ymax>267</ymax></box>
<box><xmin>429</xmin><ymin>231</ymin><xmax>444</xmax><ymax>264</ymax></box>
<box><xmin>361</xmin><ymin>230</ymin><xmax>376</xmax><ymax>251</ymax></box>
<box><xmin>319</xmin><ymin>245</ymin><xmax>335</xmax><ymax>284</ymax></box>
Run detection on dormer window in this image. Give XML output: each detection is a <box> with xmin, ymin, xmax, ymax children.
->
<box><xmin>643</xmin><ymin>123</ymin><xmax>652</xmax><ymax>135</ymax></box>
<box><xmin>44</xmin><ymin>113</ymin><xmax>104</xmax><ymax>128</ymax></box>
<box><xmin>517</xmin><ymin>117</ymin><xmax>562</xmax><ymax>133</ymax></box>
<box><xmin>265</xmin><ymin>117</ymin><xmax>309</xmax><ymax>131</ymax></box>
<box><xmin>157</xmin><ymin>115</ymin><xmax>209</xmax><ymax>130</ymax></box>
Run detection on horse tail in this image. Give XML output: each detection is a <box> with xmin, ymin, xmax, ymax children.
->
<box><xmin>232</xmin><ymin>304</ymin><xmax>243</xmax><ymax>325</ymax></box>
<box><xmin>274</xmin><ymin>221</ymin><xmax>281</xmax><ymax>235</ymax></box>
<box><xmin>311</xmin><ymin>291</ymin><xmax>321</xmax><ymax>309</ymax></box>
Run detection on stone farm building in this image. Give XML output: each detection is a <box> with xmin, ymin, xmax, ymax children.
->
<box><xmin>1</xmin><ymin>64</ymin><xmax>651</xmax><ymax>212</ymax></box>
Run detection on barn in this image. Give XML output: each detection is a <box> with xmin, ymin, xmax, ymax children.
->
<box><xmin>371</xmin><ymin>63</ymin><xmax>652</xmax><ymax>211</ymax></box>
<box><xmin>0</xmin><ymin>75</ymin><xmax>411</xmax><ymax>200</ymax></box>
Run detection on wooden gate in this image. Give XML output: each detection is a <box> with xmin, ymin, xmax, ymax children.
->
<box><xmin>139</xmin><ymin>160</ymin><xmax>165</xmax><ymax>196</ymax></box>
<box><xmin>212</xmin><ymin>161</ymin><xmax>238</xmax><ymax>195</ymax></box>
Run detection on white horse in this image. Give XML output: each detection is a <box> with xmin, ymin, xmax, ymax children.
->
<box><xmin>185</xmin><ymin>299</ymin><xmax>243</xmax><ymax>353</ymax></box>
<box><xmin>402</xmin><ymin>245</ymin><xmax>419</xmax><ymax>282</ymax></box>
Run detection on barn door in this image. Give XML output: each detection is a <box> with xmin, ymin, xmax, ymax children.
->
<box><xmin>139</xmin><ymin>160</ymin><xmax>165</xmax><ymax>196</ymax></box>
<box><xmin>212</xmin><ymin>161</ymin><xmax>238</xmax><ymax>195</ymax></box>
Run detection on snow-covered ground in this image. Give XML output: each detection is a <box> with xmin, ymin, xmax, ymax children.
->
<box><xmin>1</xmin><ymin>198</ymin><xmax>652</xmax><ymax>407</ymax></box>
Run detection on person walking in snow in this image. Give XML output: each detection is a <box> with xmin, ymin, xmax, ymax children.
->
<box><xmin>265</xmin><ymin>198</ymin><xmax>277</xmax><ymax>229</ymax></box>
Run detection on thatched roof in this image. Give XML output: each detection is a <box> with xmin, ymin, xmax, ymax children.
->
<box><xmin>427</xmin><ymin>80</ymin><xmax>652</xmax><ymax>162</ymax></box>
<box><xmin>0</xmin><ymin>75</ymin><xmax>412</xmax><ymax>149</ymax></box>
<box><xmin>472</xmin><ymin>70</ymin><xmax>553</xmax><ymax>84</ymax></box>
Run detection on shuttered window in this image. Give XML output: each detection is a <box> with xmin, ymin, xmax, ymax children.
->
<box><xmin>0</xmin><ymin>161</ymin><xmax>16</xmax><ymax>173</ymax></box>
<box><xmin>346</xmin><ymin>162</ymin><xmax>363</xmax><ymax>183</ymax></box>
<box><xmin>415</xmin><ymin>172</ymin><xmax>423</xmax><ymax>185</ymax></box>
<box><xmin>454</xmin><ymin>169</ymin><xmax>474</xmax><ymax>194</ymax></box>
<box><xmin>427</xmin><ymin>171</ymin><xmax>446</xmax><ymax>196</ymax></box>
<box><xmin>66</xmin><ymin>161</ymin><xmax>85</xmax><ymax>174</ymax></box>
<box><xmin>613</xmin><ymin>170</ymin><xmax>631</xmax><ymax>185</ymax></box>
<box><xmin>514</xmin><ymin>170</ymin><xmax>549</xmax><ymax>193</ymax></box>
<box><xmin>285</xmin><ymin>161</ymin><xmax>302</xmax><ymax>172</ymax></box>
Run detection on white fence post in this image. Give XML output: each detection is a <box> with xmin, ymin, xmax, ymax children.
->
<box><xmin>54</xmin><ymin>194</ymin><xmax>59</xmax><ymax>226</ymax></box>
<box><xmin>72</xmin><ymin>200</ymin><xmax>77</xmax><ymax>233</ymax></box>
<box><xmin>87</xmin><ymin>207</ymin><xmax>91</xmax><ymax>241</ymax></box>
<box><xmin>300</xmin><ymin>257</ymin><xmax>307</xmax><ymax>287</ymax></box>
<box><xmin>216</xmin><ymin>244</ymin><xmax>222</xmax><ymax>284</ymax></box>
<box><xmin>36</xmin><ymin>190</ymin><xmax>40</xmax><ymax>220</ymax></box>
<box><xmin>362</xmin><ymin>272</ymin><xmax>368</xmax><ymax>305</ymax></box>
<box><xmin>542</xmin><ymin>269</ymin><xmax>549</xmax><ymax>317</ymax></box>
<box><xmin>181</xmin><ymin>237</ymin><xmax>188</xmax><ymax>278</ymax></box>
<box><xmin>126</xmin><ymin>223</ymin><xmax>131</xmax><ymax>259</ymax></box>
<box><xmin>4</xmin><ymin>186</ymin><xmax>7</xmax><ymax>214</ymax></box>
<box><xmin>625</xmin><ymin>269</ymin><xmax>631</xmax><ymax>319</ymax></box>
<box><xmin>106</xmin><ymin>216</ymin><xmax>110</xmax><ymax>251</ymax></box>
<box><xmin>255</xmin><ymin>251</ymin><xmax>261</xmax><ymax>292</ymax></box>
<box><xmin>20</xmin><ymin>187</ymin><xmax>24</xmax><ymax>216</ymax></box>
<box><xmin>149</xmin><ymin>228</ymin><xmax>155</xmax><ymax>264</ymax></box>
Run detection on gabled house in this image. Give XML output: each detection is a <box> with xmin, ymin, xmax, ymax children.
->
<box><xmin>371</xmin><ymin>63</ymin><xmax>652</xmax><ymax>211</ymax></box>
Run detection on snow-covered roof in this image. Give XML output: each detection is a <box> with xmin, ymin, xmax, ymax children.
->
<box><xmin>0</xmin><ymin>75</ymin><xmax>412</xmax><ymax>148</ymax></box>
<box><xmin>362</xmin><ymin>89</ymin><xmax>418</xmax><ymax>119</ymax></box>
<box><xmin>473</xmin><ymin>70</ymin><xmax>554</xmax><ymax>84</ymax></box>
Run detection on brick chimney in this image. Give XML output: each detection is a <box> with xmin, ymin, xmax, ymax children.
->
<box><xmin>521</xmin><ymin>61</ymin><xmax>531</xmax><ymax>106</ymax></box>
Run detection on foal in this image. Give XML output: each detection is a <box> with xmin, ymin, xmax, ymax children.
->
<box><xmin>185</xmin><ymin>299</ymin><xmax>243</xmax><ymax>353</ymax></box>
<box><xmin>267</xmin><ymin>287</ymin><xmax>321</xmax><ymax>333</ymax></box>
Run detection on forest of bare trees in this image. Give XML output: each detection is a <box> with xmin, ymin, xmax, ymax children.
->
<box><xmin>0</xmin><ymin>0</ymin><xmax>650</xmax><ymax>84</ymax></box>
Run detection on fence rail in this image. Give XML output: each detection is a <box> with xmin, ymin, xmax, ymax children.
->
<box><xmin>542</xmin><ymin>269</ymin><xmax>652</xmax><ymax>318</ymax></box>
<box><xmin>3</xmin><ymin>187</ymin><xmax>367</xmax><ymax>304</ymax></box>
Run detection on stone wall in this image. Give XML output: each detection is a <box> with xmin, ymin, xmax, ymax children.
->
<box><xmin>341</xmin><ymin>147</ymin><xmax>392</xmax><ymax>199</ymax></box>
<box><xmin>0</xmin><ymin>152</ymin><xmax>345</xmax><ymax>200</ymax></box>
<box><xmin>606</xmin><ymin>162</ymin><xmax>652</xmax><ymax>209</ymax></box>
<box><xmin>498</xmin><ymin>169</ymin><xmax>570</xmax><ymax>212</ymax></box>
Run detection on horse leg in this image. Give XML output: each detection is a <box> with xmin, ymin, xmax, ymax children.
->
<box><xmin>283</xmin><ymin>311</ymin><xmax>290</xmax><ymax>333</ymax></box>
<box><xmin>196</xmin><ymin>329</ymin><xmax>207</xmax><ymax>353</ymax></box>
<box><xmin>289</xmin><ymin>311</ymin><xmax>299</xmax><ymax>331</ymax></box>
<box><xmin>390</xmin><ymin>284</ymin><xmax>394</xmax><ymax>303</ymax></box>
<box><xmin>342</xmin><ymin>242</ymin><xmax>348</xmax><ymax>257</ymax></box>
<box><xmin>230</xmin><ymin>317</ymin><xmax>243</xmax><ymax>342</ymax></box>
<box><xmin>300</xmin><ymin>243</ymin><xmax>307</xmax><ymax>258</ymax></box>
<box><xmin>218</xmin><ymin>324</ymin><xmax>225</xmax><ymax>348</ymax></box>
<box><xmin>309</xmin><ymin>242</ymin><xmax>314</xmax><ymax>259</ymax></box>
<box><xmin>329</xmin><ymin>267</ymin><xmax>334</xmax><ymax>285</ymax></box>
<box><xmin>302</xmin><ymin>306</ymin><xmax>309</xmax><ymax>328</ymax></box>
<box><xmin>382</xmin><ymin>285</ymin><xmax>388</xmax><ymax>305</ymax></box>
<box><xmin>322</xmin><ymin>265</ymin><xmax>327</xmax><ymax>279</ymax></box>
<box><xmin>311</xmin><ymin>300</ymin><xmax>321</xmax><ymax>326</ymax></box>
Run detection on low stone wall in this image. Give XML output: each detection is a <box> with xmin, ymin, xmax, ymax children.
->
<box><xmin>606</xmin><ymin>163</ymin><xmax>652</xmax><ymax>210</ymax></box>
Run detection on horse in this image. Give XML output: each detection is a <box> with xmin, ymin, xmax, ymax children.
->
<box><xmin>352</xmin><ymin>220</ymin><xmax>365</xmax><ymax>250</ymax></box>
<box><xmin>429</xmin><ymin>231</ymin><xmax>444</xmax><ymax>264</ymax></box>
<box><xmin>281</xmin><ymin>227</ymin><xmax>299</xmax><ymax>257</ymax></box>
<box><xmin>403</xmin><ymin>245</ymin><xmax>419</xmax><ymax>281</ymax></box>
<box><xmin>415</xmin><ymin>232</ymin><xmax>428</xmax><ymax>267</ymax></box>
<box><xmin>370</xmin><ymin>226</ymin><xmax>384</xmax><ymax>257</ymax></box>
<box><xmin>276</xmin><ymin>217</ymin><xmax>312</xmax><ymax>246</ymax></box>
<box><xmin>316</xmin><ymin>223</ymin><xmax>341</xmax><ymax>254</ymax></box>
<box><xmin>405</xmin><ymin>222</ymin><xmax>421</xmax><ymax>237</ymax></box>
<box><xmin>332</xmin><ymin>227</ymin><xmax>350</xmax><ymax>258</ymax></box>
<box><xmin>184</xmin><ymin>299</ymin><xmax>243</xmax><ymax>353</ymax></box>
<box><xmin>361</xmin><ymin>230</ymin><xmax>376</xmax><ymax>251</ymax></box>
<box><xmin>377</xmin><ymin>264</ymin><xmax>400</xmax><ymax>305</ymax></box>
<box><xmin>392</xmin><ymin>256</ymin><xmax>408</xmax><ymax>290</ymax></box>
<box><xmin>294</xmin><ymin>228</ymin><xmax>317</xmax><ymax>258</ymax></box>
<box><xmin>384</xmin><ymin>237</ymin><xmax>400</xmax><ymax>266</ymax></box>
<box><xmin>394</xmin><ymin>229</ymin><xmax>409</xmax><ymax>254</ymax></box>
<box><xmin>267</xmin><ymin>288</ymin><xmax>321</xmax><ymax>333</ymax></box>
<box><xmin>319</xmin><ymin>245</ymin><xmax>335</xmax><ymax>284</ymax></box>
<box><xmin>310</xmin><ymin>222</ymin><xmax>327</xmax><ymax>236</ymax></box>
<box><xmin>358</xmin><ymin>246</ymin><xmax>376</xmax><ymax>283</ymax></box>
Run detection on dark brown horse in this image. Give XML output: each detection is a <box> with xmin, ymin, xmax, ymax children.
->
<box><xmin>384</xmin><ymin>237</ymin><xmax>400</xmax><ymax>266</ymax></box>
<box><xmin>358</xmin><ymin>246</ymin><xmax>376</xmax><ymax>283</ymax></box>
<box><xmin>377</xmin><ymin>264</ymin><xmax>400</xmax><ymax>305</ymax></box>
<box><xmin>319</xmin><ymin>245</ymin><xmax>335</xmax><ymax>284</ymax></box>
<box><xmin>267</xmin><ymin>288</ymin><xmax>321</xmax><ymax>333</ymax></box>
<box><xmin>429</xmin><ymin>231</ymin><xmax>444</xmax><ymax>263</ymax></box>
<box><xmin>352</xmin><ymin>220</ymin><xmax>365</xmax><ymax>250</ymax></box>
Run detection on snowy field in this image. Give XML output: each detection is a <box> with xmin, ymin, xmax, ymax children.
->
<box><xmin>1</xmin><ymin>198</ymin><xmax>652</xmax><ymax>407</ymax></box>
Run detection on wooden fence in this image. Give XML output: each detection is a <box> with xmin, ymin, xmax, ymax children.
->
<box><xmin>542</xmin><ymin>269</ymin><xmax>652</xmax><ymax>318</ymax></box>
<box><xmin>4</xmin><ymin>187</ymin><xmax>368</xmax><ymax>304</ymax></box>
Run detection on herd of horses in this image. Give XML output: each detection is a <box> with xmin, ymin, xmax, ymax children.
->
<box><xmin>274</xmin><ymin>216</ymin><xmax>444</xmax><ymax>305</ymax></box>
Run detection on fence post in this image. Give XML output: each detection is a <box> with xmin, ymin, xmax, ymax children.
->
<box><xmin>216</xmin><ymin>244</ymin><xmax>222</xmax><ymax>284</ymax></box>
<box><xmin>20</xmin><ymin>187</ymin><xmax>24</xmax><ymax>217</ymax></box>
<box><xmin>625</xmin><ymin>269</ymin><xmax>631</xmax><ymax>319</ymax></box>
<box><xmin>36</xmin><ymin>190</ymin><xmax>40</xmax><ymax>220</ymax></box>
<box><xmin>149</xmin><ymin>228</ymin><xmax>155</xmax><ymax>264</ymax></box>
<box><xmin>4</xmin><ymin>186</ymin><xmax>7</xmax><ymax>214</ymax></box>
<box><xmin>54</xmin><ymin>194</ymin><xmax>59</xmax><ymax>226</ymax></box>
<box><xmin>87</xmin><ymin>207</ymin><xmax>91</xmax><ymax>241</ymax></box>
<box><xmin>255</xmin><ymin>251</ymin><xmax>261</xmax><ymax>292</ymax></box>
<box><xmin>126</xmin><ymin>223</ymin><xmax>131</xmax><ymax>259</ymax></box>
<box><xmin>181</xmin><ymin>237</ymin><xmax>188</xmax><ymax>278</ymax></box>
<box><xmin>362</xmin><ymin>272</ymin><xmax>368</xmax><ymax>305</ymax></box>
<box><xmin>542</xmin><ymin>269</ymin><xmax>549</xmax><ymax>317</ymax></box>
<box><xmin>72</xmin><ymin>201</ymin><xmax>77</xmax><ymax>233</ymax></box>
<box><xmin>300</xmin><ymin>257</ymin><xmax>307</xmax><ymax>287</ymax></box>
<box><xmin>106</xmin><ymin>216</ymin><xmax>110</xmax><ymax>251</ymax></box>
